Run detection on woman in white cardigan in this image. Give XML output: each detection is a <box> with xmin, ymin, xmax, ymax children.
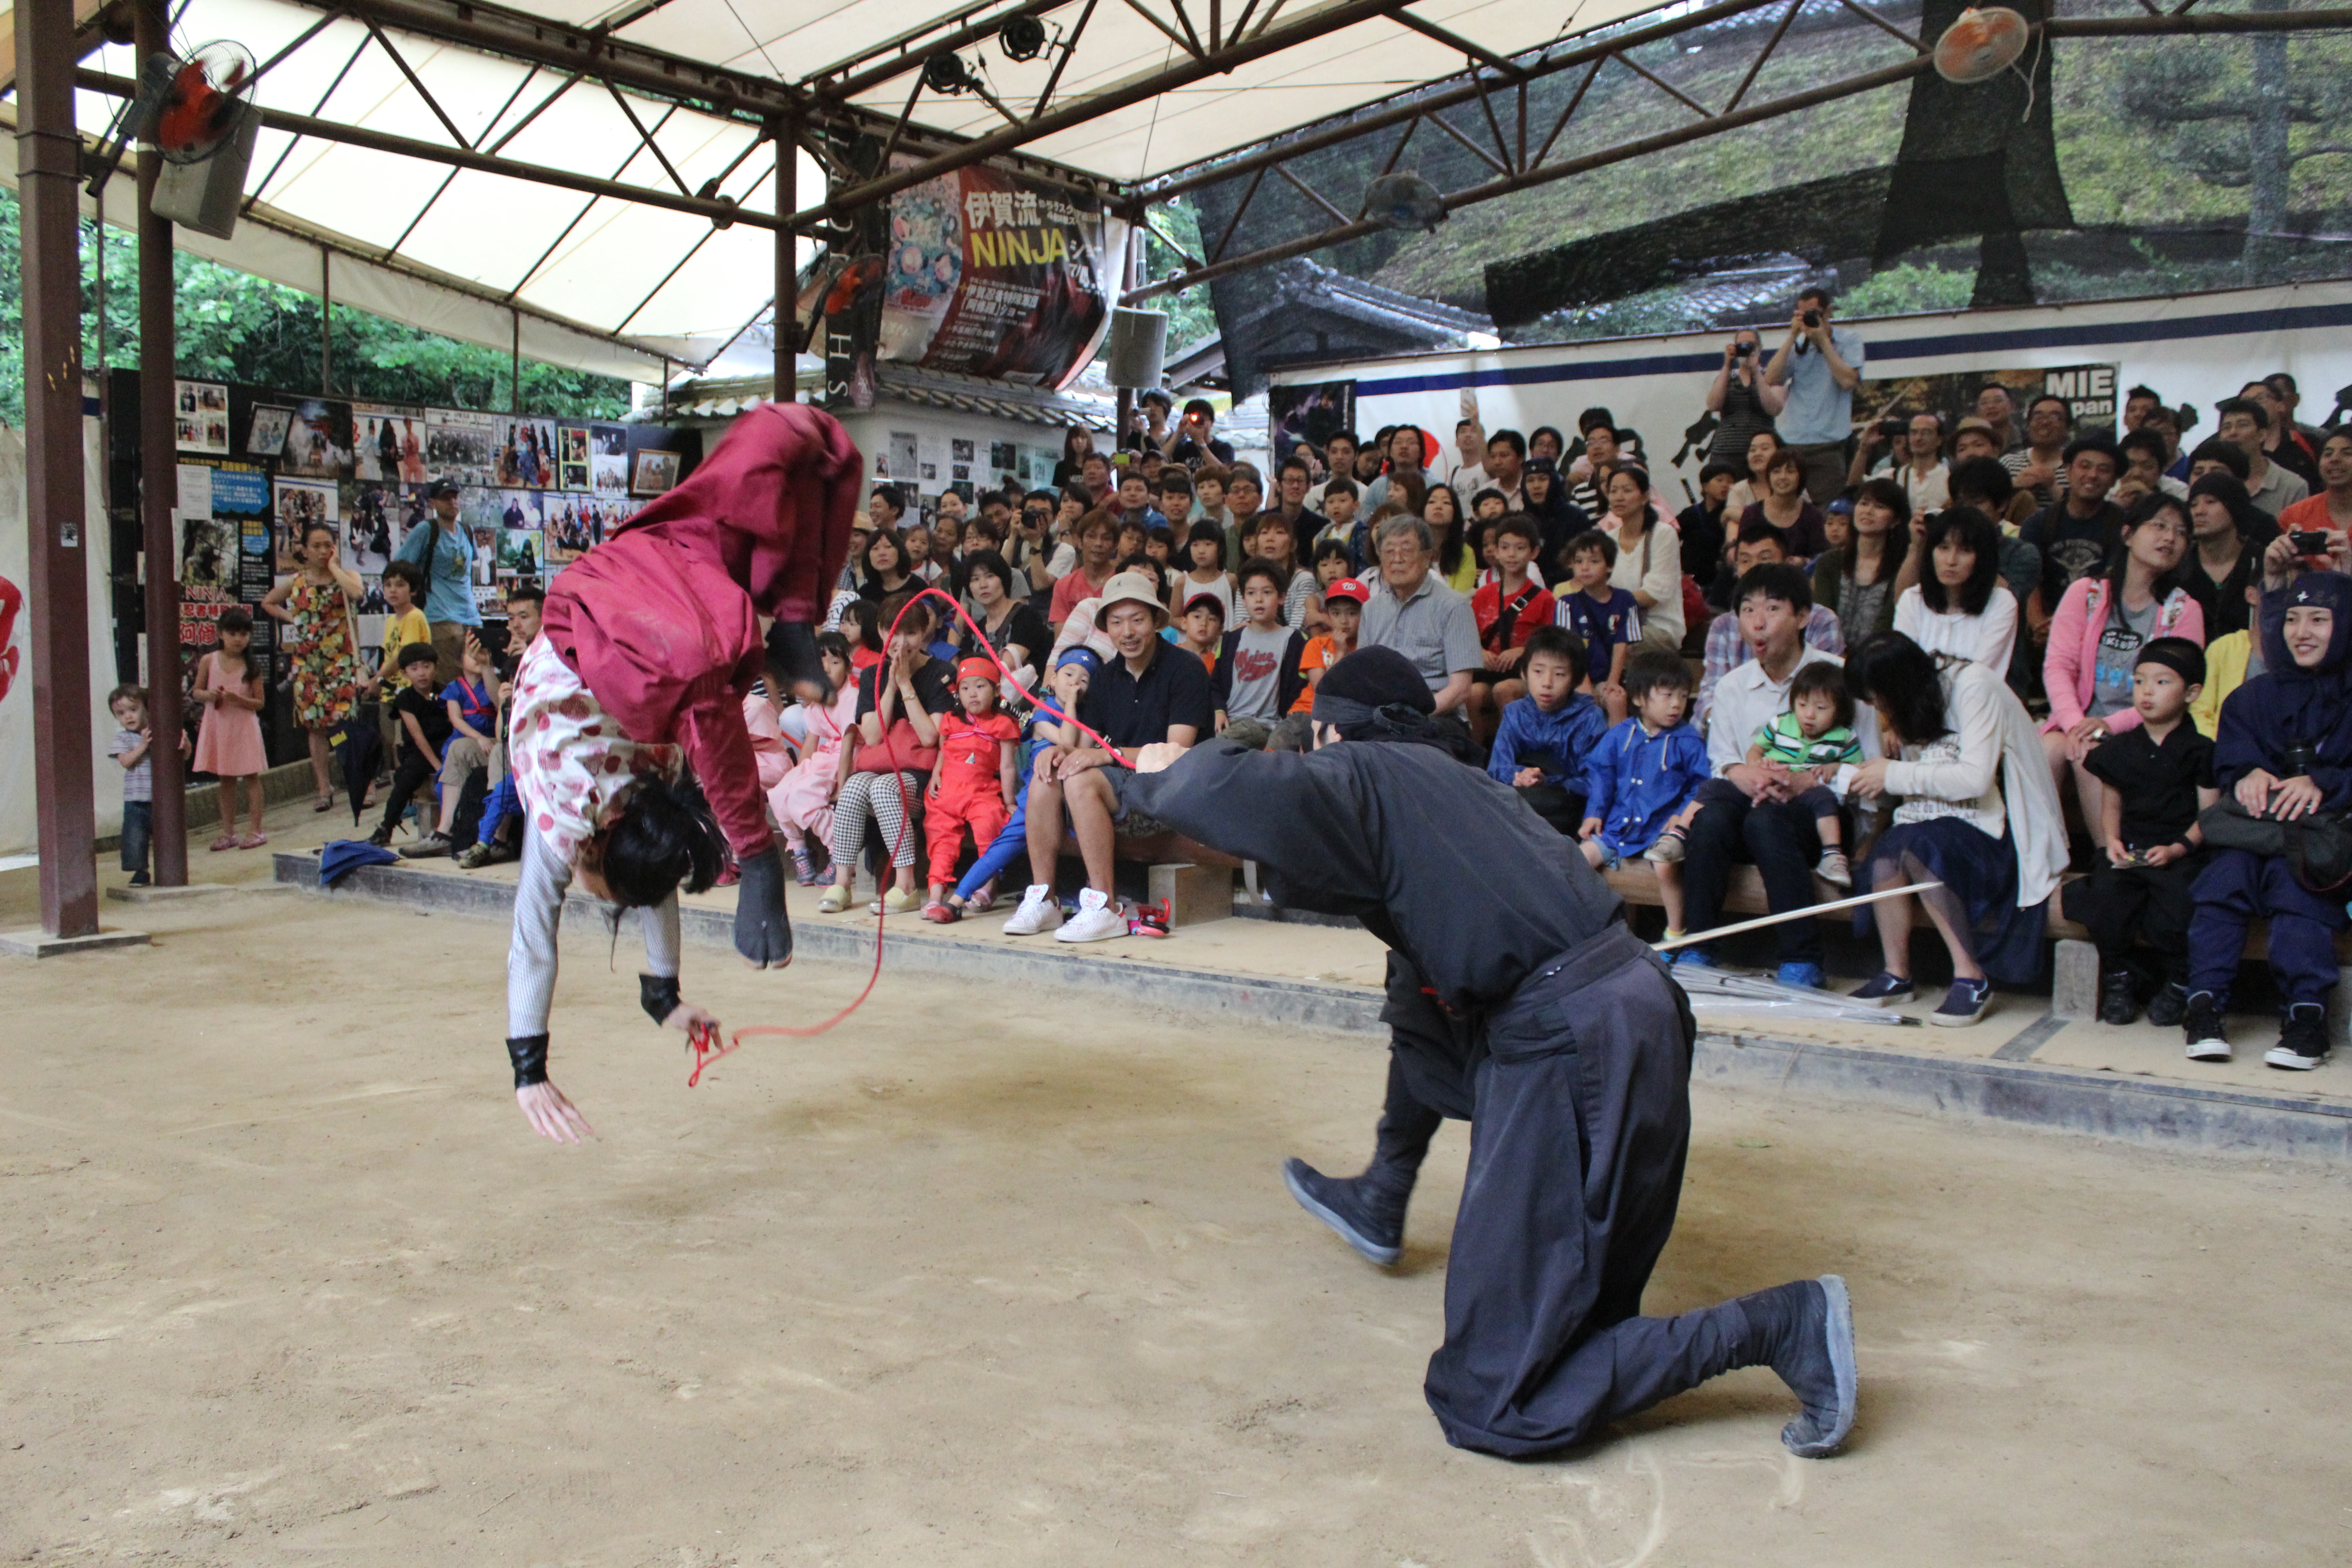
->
<box><xmin>1597</xmin><ymin>464</ymin><xmax>1684</xmax><ymax>651</ymax></box>
<box><xmin>1838</xmin><ymin>630</ymin><xmax>2067</xmax><ymax>1027</ymax></box>
<box><xmin>1890</xmin><ymin>505</ymin><xmax>2019</xmax><ymax>677</ymax></box>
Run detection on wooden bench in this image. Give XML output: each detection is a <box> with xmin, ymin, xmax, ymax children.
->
<box><xmin>1603</xmin><ymin>861</ymin><xmax>2352</xmax><ymax>1026</ymax></box>
<box><xmin>1044</xmin><ymin>829</ymin><xmax>1237</xmax><ymax>928</ymax></box>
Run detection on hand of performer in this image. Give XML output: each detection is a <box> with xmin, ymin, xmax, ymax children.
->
<box><xmin>731</xmin><ymin>843</ymin><xmax>795</xmax><ymax>969</ymax></box>
<box><xmin>662</xmin><ymin>1000</ymin><xmax>720</xmax><ymax>1035</ymax></box>
<box><xmin>516</xmin><ymin>1080</ymin><xmax>595</xmax><ymax>1144</ymax></box>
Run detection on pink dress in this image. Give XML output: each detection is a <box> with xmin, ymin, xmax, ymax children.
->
<box><xmin>193</xmin><ymin>652</ymin><xmax>267</xmax><ymax>777</ymax></box>
<box><xmin>769</xmin><ymin>687</ymin><xmax>858</xmax><ymax>848</ymax></box>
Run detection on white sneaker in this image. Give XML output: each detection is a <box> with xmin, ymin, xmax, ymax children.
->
<box><xmin>1000</xmin><ymin>884</ymin><xmax>1063</xmax><ymax>936</ymax></box>
<box><xmin>1055</xmin><ymin>888</ymin><xmax>1128</xmax><ymax>943</ymax></box>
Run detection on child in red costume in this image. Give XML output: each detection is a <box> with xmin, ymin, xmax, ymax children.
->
<box><xmin>505</xmin><ymin>402</ymin><xmax>860</xmax><ymax>1143</ymax></box>
<box><xmin>922</xmin><ymin>657</ymin><xmax>1021</xmax><ymax>922</ymax></box>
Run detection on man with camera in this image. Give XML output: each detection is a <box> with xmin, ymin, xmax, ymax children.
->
<box><xmin>1764</xmin><ymin>287</ymin><xmax>1863</xmax><ymax>508</ymax></box>
<box><xmin>1849</xmin><ymin>410</ymin><xmax>1950</xmax><ymax>514</ymax></box>
<box><xmin>1706</xmin><ymin>327</ymin><xmax>1785</xmax><ymax>472</ymax></box>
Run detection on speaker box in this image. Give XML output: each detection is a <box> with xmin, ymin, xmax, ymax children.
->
<box><xmin>1103</xmin><ymin>307</ymin><xmax>1166</xmax><ymax>390</ymax></box>
<box><xmin>152</xmin><ymin>99</ymin><xmax>261</xmax><ymax>240</ymax></box>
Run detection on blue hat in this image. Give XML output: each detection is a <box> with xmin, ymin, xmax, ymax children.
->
<box><xmin>1055</xmin><ymin>646</ymin><xmax>1103</xmax><ymax>676</ymax></box>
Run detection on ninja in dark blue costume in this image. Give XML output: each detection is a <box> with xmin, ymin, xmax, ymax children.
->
<box><xmin>2184</xmin><ymin>568</ymin><xmax>2352</xmax><ymax>1071</ymax></box>
<box><xmin>1113</xmin><ymin>646</ymin><xmax>1858</xmax><ymax>1459</ymax></box>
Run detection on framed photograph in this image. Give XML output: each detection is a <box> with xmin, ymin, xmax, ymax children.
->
<box><xmin>630</xmin><ymin>449</ymin><xmax>680</xmax><ymax>496</ymax></box>
<box><xmin>245</xmin><ymin>404</ymin><xmax>293</xmax><ymax>458</ymax></box>
<box><xmin>557</xmin><ymin>424</ymin><xmax>592</xmax><ymax>492</ymax></box>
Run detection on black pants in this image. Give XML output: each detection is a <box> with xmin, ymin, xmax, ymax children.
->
<box><xmin>1515</xmin><ymin>783</ymin><xmax>1587</xmax><ymax>838</ymax></box>
<box><xmin>378</xmin><ymin>751</ymin><xmax>436</xmax><ymax>835</ymax></box>
<box><xmin>1418</xmin><ymin>926</ymin><xmax>1751</xmax><ymax>1456</ymax></box>
<box><xmin>1682</xmin><ymin>780</ymin><xmax>1828</xmax><ymax>964</ymax></box>
<box><xmin>2062</xmin><ymin>856</ymin><xmax>2202</xmax><ymax>982</ymax></box>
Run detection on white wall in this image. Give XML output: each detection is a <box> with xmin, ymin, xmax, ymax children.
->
<box><xmin>1277</xmin><ymin>278</ymin><xmax>2352</xmax><ymax>507</ymax></box>
<box><xmin>836</xmin><ymin>405</ymin><xmax>1075</xmax><ymax>506</ymax></box>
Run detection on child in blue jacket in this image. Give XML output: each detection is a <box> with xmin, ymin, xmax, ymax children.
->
<box><xmin>1580</xmin><ymin>647</ymin><xmax>1712</xmax><ymax>938</ymax></box>
<box><xmin>1486</xmin><ymin>625</ymin><xmax>1609</xmax><ymax>835</ymax></box>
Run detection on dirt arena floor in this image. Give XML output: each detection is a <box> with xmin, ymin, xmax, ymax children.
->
<box><xmin>5</xmin><ymin>887</ymin><xmax>2350</xmax><ymax>1567</ymax></box>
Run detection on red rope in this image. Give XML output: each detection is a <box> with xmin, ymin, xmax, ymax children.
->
<box><xmin>692</xmin><ymin>583</ymin><xmax>1134</xmax><ymax>1079</ymax></box>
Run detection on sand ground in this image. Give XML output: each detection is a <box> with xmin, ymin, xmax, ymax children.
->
<box><xmin>4</xmin><ymin>882</ymin><xmax>2351</xmax><ymax>1567</ymax></box>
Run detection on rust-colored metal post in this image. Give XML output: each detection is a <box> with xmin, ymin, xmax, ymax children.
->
<box><xmin>136</xmin><ymin>0</ymin><xmax>186</xmax><ymax>886</ymax></box>
<box><xmin>19</xmin><ymin>0</ymin><xmax>98</xmax><ymax>936</ymax></box>
<box><xmin>774</xmin><ymin>116</ymin><xmax>797</xmax><ymax>403</ymax></box>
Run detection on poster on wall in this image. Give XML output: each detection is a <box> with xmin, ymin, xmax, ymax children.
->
<box><xmin>1269</xmin><ymin>381</ymin><xmax>1356</xmax><ymax>455</ymax></box>
<box><xmin>426</xmin><ymin>409</ymin><xmax>499</xmax><ymax>486</ymax></box>
<box><xmin>279</xmin><ymin>399</ymin><xmax>351</xmax><ymax>478</ymax></box>
<box><xmin>630</xmin><ymin>450</ymin><xmax>679</xmax><ymax>496</ymax></box>
<box><xmin>866</xmin><ymin>160</ymin><xmax>1118</xmax><ymax>392</ymax></box>
<box><xmin>348</xmin><ymin>482</ymin><xmax>397</xmax><ymax>574</ymax></box>
<box><xmin>351</xmin><ymin>404</ymin><xmax>426</xmax><ymax>483</ymax></box>
<box><xmin>179</xmin><ymin>462</ymin><xmax>270</xmax><ymax>659</ymax></box>
<box><xmin>175</xmin><ymin>381</ymin><xmax>230</xmax><ymax>454</ymax></box>
<box><xmin>271</xmin><ymin>476</ymin><xmax>340</xmax><ymax>571</ymax></box>
<box><xmin>245</xmin><ymin>403</ymin><xmax>292</xmax><ymax>458</ymax></box>
<box><xmin>589</xmin><ymin>425</ymin><xmax>630</xmax><ymax>495</ymax></box>
<box><xmin>557</xmin><ymin>424</ymin><xmax>593</xmax><ymax>492</ymax></box>
<box><xmin>495</xmin><ymin>417</ymin><xmax>559</xmax><ymax>488</ymax></box>
<box><xmin>1850</xmin><ymin>362</ymin><xmax>2121</xmax><ymax>448</ymax></box>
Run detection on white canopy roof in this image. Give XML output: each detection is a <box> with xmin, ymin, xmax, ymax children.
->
<box><xmin>1</xmin><ymin>0</ymin><xmax>1671</xmax><ymax>378</ymax></box>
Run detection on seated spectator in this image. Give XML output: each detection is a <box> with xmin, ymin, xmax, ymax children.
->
<box><xmin>2116</xmin><ymin>426</ymin><xmax>2190</xmax><ymax>506</ymax></box>
<box><xmin>1725</xmin><ymin>428</ymin><xmax>1781</xmax><ymax>514</ymax></box>
<box><xmin>2041</xmin><ymin>492</ymin><xmax>2206</xmax><ymax>836</ymax></box>
<box><xmin>837</xmin><ymin>599</ymin><xmax>884</xmax><ymax>671</ymax></box>
<box><xmin>1305</xmin><ymin>431</ymin><xmax>1359</xmax><ymax>510</ymax></box>
<box><xmin>1696</xmin><ymin>522</ymin><xmax>1842</xmax><ymax>726</ymax></box>
<box><xmin>1557</xmin><ymin>529</ymin><xmax>1643</xmax><ymax>723</ymax></box>
<box><xmin>1176</xmin><ymin>520</ymin><xmax>1236</xmax><ymax>624</ymax></box>
<box><xmin>2181</xmin><ymin>567</ymin><xmax>2352</xmax><ymax>1071</ymax></box>
<box><xmin>1949</xmin><ymin>422</ymin><xmax>2039</xmax><ymax>529</ymax></box>
<box><xmin>944</xmin><ymin>649</ymin><xmax>1097</xmax><ymax>918</ymax></box>
<box><xmin>1172</xmin><ymin>590</ymin><xmax>1225</xmax><ymax>671</ymax></box>
<box><xmin>1313</xmin><ymin>477</ymin><xmax>1367</xmax><ymax>573</ymax></box>
<box><xmin>1143</xmin><ymin>524</ymin><xmax>1179</xmax><ymax>573</ymax></box>
<box><xmin>1115</xmin><ymin>514</ymin><xmax>1150</xmax><ymax>564</ymax></box>
<box><xmin>1563</xmin><ymin>421</ymin><xmax>1632</xmax><ymax>514</ymax></box>
<box><xmin>1487</xmin><ymin>624</ymin><xmax>1608</xmax><ymax>835</ymax></box>
<box><xmin>1240</xmin><ymin>510</ymin><xmax>1322</xmax><ymax>631</ymax></box>
<box><xmin>2020</xmin><ymin>435</ymin><xmax>2124</xmax><ymax>614</ymax></box>
<box><xmin>902</xmin><ymin>522</ymin><xmax>946</xmax><ymax>587</ymax></box>
<box><xmin>1820</xmin><ymin>498</ymin><xmax>1852</xmax><ymax>555</ymax></box>
<box><xmin>959</xmin><ymin>549</ymin><xmax>1052</xmax><ymax>690</ymax></box>
<box><xmin>1577</xmin><ymin>649</ymin><xmax>1710</xmax><ymax>941</ymax></box>
<box><xmin>1842</xmin><ymin>631</ymin><xmax>2068</xmax><ymax>1026</ymax></box>
<box><xmin>1219</xmin><ymin>466</ymin><xmax>1264</xmax><ymax>568</ymax></box>
<box><xmin>2183</xmin><ymin>474</ymin><xmax>2266</xmax><ymax>641</ymax></box>
<box><xmin>1675</xmin><ymin>564</ymin><xmax>1879</xmax><ymax>988</ymax></box>
<box><xmin>1596</xmin><ymin>464</ymin><xmax>1684</xmax><ymax>652</ymax></box>
<box><xmin>1431</xmin><ymin>485</ymin><xmax>1484</xmax><ymax>593</ymax></box>
<box><xmin>818</xmin><ymin>595</ymin><xmax>956</xmax><ymax>916</ymax></box>
<box><xmin>1004</xmin><ymin>571</ymin><xmax>1212</xmax><ymax>943</ymax></box>
<box><xmin>856</xmin><ymin>526</ymin><xmax>915</xmax><ymax>602</ymax></box>
<box><xmin>768</xmin><ymin>633</ymin><xmax>859</xmax><ymax>886</ymax></box>
<box><xmin>1678</xmin><ymin>461</ymin><xmax>1738</xmax><ymax>583</ymax></box>
<box><xmin>2186</xmin><ymin>435</ymin><xmax>2249</xmax><ymax>489</ymax></box>
<box><xmin>1191</xmin><ymin>465</ymin><xmax>1235</xmax><ymax>533</ymax></box>
<box><xmin>1048</xmin><ymin>510</ymin><xmax>1121</xmax><ymax>624</ymax></box>
<box><xmin>1737</xmin><ymin>659</ymin><xmax>1865</xmax><ymax>889</ymax></box>
<box><xmin>1813</xmin><ymin>476</ymin><xmax>1906</xmax><ymax>646</ymax></box>
<box><xmin>2274</xmin><ymin>426</ymin><xmax>2352</xmax><ymax>544</ymax></box>
<box><xmin>1893</xmin><ymin>506</ymin><xmax>2020</xmax><ymax>677</ymax></box>
<box><xmin>1293</xmin><ymin>576</ymin><xmax>1366</xmax><ymax>713</ymax></box>
<box><xmin>1529</xmin><ymin>424</ymin><xmax>1567</xmax><ymax>466</ymax></box>
<box><xmin>921</xmin><ymin>659</ymin><xmax>1022</xmax><ymax>921</ymax></box>
<box><xmin>1483</xmin><ymin>428</ymin><xmax>1529</xmax><ymax>510</ymax></box>
<box><xmin>1520</xmin><ymin>456</ymin><xmax>1587</xmax><ymax>572</ymax></box>
<box><xmin>2216</xmin><ymin>395</ymin><xmax>2311</xmax><ymax>518</ymax></box>
<box><xmin>1470</xmin><ymin>515</ymin><xmax>1557</xmax><ymax>730</ymax></box>
<box><xmin>1359</xmin><ymin>515</ymin><xmax>1482</xmax><ymax>720</ymax></box>
<box><xmin>1852</xmin><ymin>409</ymin><xmax>1950</xmax><ymax>514</ymax></box>
<box><xmin>2004</xmin><ymin>394</ymin><xmax>2073</xmax><ymax>508</ymax></box>
<box><xmin>2235</xmin><ymin>379</ymin><xmax>2321</xmax><ymax>486</ymax></box>
<box><xmin>1737</xmin><ymin>447</ymin><xmax>1828</xmax><ymax>560</ymax></box>
<box><xmin>1156</xmin><ymin>468</ymin><xmax>1195</xmax><ymax>532</ymax></box>
<box><xmin>1213</xmin><ymin>559</ymin><xmax>1311</xmax><ymax>732</ymax></box>
<box><xmin>2059</xmin><ymin>637</ymin><xmax>2215</xmax><ymax>1026</ymax></box>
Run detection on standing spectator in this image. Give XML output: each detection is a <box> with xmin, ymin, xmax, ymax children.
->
<box><xmin>1860</xmin><ymin>411</ymin><xmax>1950</xmax><ymax>515</ymax></box>
<box><xmin>1596</xmin><ymin>465</ymin><xmax>1684</xmax><ymax>652</ymax></box>
<box><xmin>1359</xmin><ymin>515</ymin><xmax>1482</xmax><ymax>720</ymax></box>
<box><xmin>1814</xmin><ymin>476</ymin><xmax>1906</xmax><ymax>643</ymax></box>
<box><xmin>1707</xmin><ymin>327</ymin><xmax>1786</xmax><ymax>473</ymax></box>
<box><xmin>360</xmin><ymin>559</ymin><xmax>433</xmax><ymax>767</ymax></box>
<box><xmin>1363</xmin><ymin>423</ymin><xmax>1439</xmax><ymax>514</ymax></box>
<box><xmin>1048</xmin><ymin>510</ymin><xmax>1122</xmax><ymax>625</ymax></box>
<box><xmin>2122</xmin><ymin>384</ymin><xmax>2166</xmax><ymax>434</ymax></box>
<box><xmin>262</xmin><ymin>520</ymin><xmax>364</xmax><ymax>814</ymax></box>
<box><xmin>2265</xmin><ymin>372</ymin><xmax>2328</xmax><ymax>448</ymax></box>
<box><xmin>1764</xmin><ymin>286</ymin><xmax>1863</xmax><ymax>508</ymax></box>
<box><xmin>1447</xmin><ymin>416</ymin><xmax>1488</xmax><ymax>491</ymax></box>
<box><xmin>2184</xmin><ymin>475</ymin><xmax>2266</xmax><ymax>641</ymax></box>
<box><xmin>2235</xmin><ymin>380</ymin><xmax>2320</xmax><ymax>485</ymax></box>
<box><xmin>1677</xmin><ymin>565</ymin><xmax>1879</xmax><ymax>987</ymax></box>
<box><xmin>1488</xmin><ymin>625</ymin><xmax>1608</xmax><ymax>834</ymax></box>
<box><xmin>1974</xmin><ymin>383</ymin><xmax>2023</xmax><ymax>452</ymax></box>
<box><xmin>1268</xmin><ymin>456</ymin><xmax>1330</xmax><ymax>546</ymax></box>
<box><xmin>1842</xmin><ymin>632</ymin><xmax>2068</xmax><ymax>1025</ymax></box>
<box><xmin>1893</xmin><ymin>506</ymin><xmax>2019</xmax><ymax>676</ymax></box>
<box><xmin>1481</xmin><ymin>429</ymin><xmax>1529</xmax><ymax>511</ymax></box>
<box><xmin>2003</xmin><ymin>396</ymin><xmax>2074</xmax><ymax>509</ymax></box>
<box><xmin>2040</xmin><ymin>493</ymin><xmax>2205</xmax><ymax>833</ymax></box>
<box><xmin>2216</xmin><ymin>396</ymin><xmax>2312</xmax><ymax>518</ymax></box>
<box><xmin>107</xmin><ymin>684</ymin><xmax>183</xmax><ymax>886</ymax></box>
<box><xmin>1051</xmin><ymin>427</ymin><xmax>1096</xmax><ymax>489</ymax></box>
<box><xmin>391</xmin><ymin>479</ymin><xmax>481</xmax><ymax>681</ymax></box>
<box><xmin>2020</xmin><ymin>435</ymin><xmax>2126</xmax><ymax>613</ymax></box>
<box><xmin>1307</xmin><ymin>432</ymin><xmax>1359</xmax><ymax>510</ymax></box>
<box><xmin>1168</xmin><ymin>399</ymin><xmax>1235</xmax><ymax>468</ymax></box>
<box><xmin>1004</xmin><ymin>572</ymin><xmax>1212</xmax><ymax>942</ymax></box>
<box><xmin>1313</xmin><ymin>478</ymin><xmax>1367</xmax><ymax>575</ymax></box>
<box><xmin>1737</xmin><ymin>447</ymin><xmax>1830</xmax><ymax>559</ymax></box>
<box><xmin>1697</xmin><ymin>523</ymin><xmax>1842</xmax><ymax>725</ymax></box>
<box><xmin>1677</xmin><ymin>461</ymin><xmax>1737</xmax><ymax>584</ymax></box>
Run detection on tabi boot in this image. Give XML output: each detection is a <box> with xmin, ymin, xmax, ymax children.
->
<box><xmin>1281</xmin><ymin>1156</ymin><xmax>1415</xmax><ymax>1268</ymax></box>
<box><xmin>1735</xmin><ymin>1275</ymin><xmax>1859</xmax><ymax>1458</ymax></box>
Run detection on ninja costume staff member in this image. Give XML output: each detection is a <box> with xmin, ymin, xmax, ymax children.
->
<box><xmin>505</xmin><ymin>404</ymin><xmax>861</xmax><ymax>1143</ymax></box>
<box><xmin>1116</xmin><ymin>646</ymin><xmax>1858</xmax><ymax>1459</ymax></box>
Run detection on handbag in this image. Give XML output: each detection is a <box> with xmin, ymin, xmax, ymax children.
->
<box><xmin>2196</xmin><ymin>798</ymin><xmax>2352</xmax><ymax>894</ymax></box>
<box><xmin>853</xmin><ymin>716</ymin><xmax>939</xmax><ymax>775</ymax></box>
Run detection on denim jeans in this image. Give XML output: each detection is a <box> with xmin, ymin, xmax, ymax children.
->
<box><xmin>119</xmin><ymin>800</ymin><xmax>152</xmax><ymax>875</ymax></box>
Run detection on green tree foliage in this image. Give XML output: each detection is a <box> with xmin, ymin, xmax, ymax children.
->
<box><xmin>0</xmin><ymin>185</ymin><xmax>630</xmax><ymax>427</ymax></box>
<box><xmin>1136</xmin><ymin>197</ymin><xmax>1219</xmax><ymax>353</ymax></box>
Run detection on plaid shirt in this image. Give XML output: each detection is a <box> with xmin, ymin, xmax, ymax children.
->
<box><xmin>1695</xmin><ymin>604</ymin><xmax>1843</xmax><ymax>730</ymax></box>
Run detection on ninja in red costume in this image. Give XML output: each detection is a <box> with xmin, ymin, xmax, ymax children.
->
<box><xmin>503</xmin><ymin>404</ymin><xmax>860</xmax><ymax>1142</ymax></box>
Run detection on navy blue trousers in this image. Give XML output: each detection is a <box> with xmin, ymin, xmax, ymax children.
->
<box><xmin>2187</xmin><ymin>848</ymin><xmax>2348</xmax><ymax>1008</ymax></box>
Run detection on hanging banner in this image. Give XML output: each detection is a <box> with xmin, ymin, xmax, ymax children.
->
<box><xmin>871</xmin><ymin>161</ymin><xmax>1122</xmax><ymax>391</ymax></box>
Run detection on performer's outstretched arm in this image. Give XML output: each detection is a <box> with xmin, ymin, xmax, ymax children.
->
<box><xmin>1117</xmin><ymin>741</ymin><xmax>1379</xmax><ymax>900</ymax></box>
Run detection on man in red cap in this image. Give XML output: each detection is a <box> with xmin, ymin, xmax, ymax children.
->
<box><xmin>922</xmin><ymin>657</ymin><xmax>1022</xmax><ymax>920</ymax></box>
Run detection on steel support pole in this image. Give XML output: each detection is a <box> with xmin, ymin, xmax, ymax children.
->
<box><xmin>135</xmin><ymin>0</ymin><xmax>186</xmax><ymax>887</ymax></box>
<box><xmin>19</xmin><ymin>0</ymin><xmax>97</xmax><ymax>936</ymax></box>
<box><xmin>775</xmin><ymin>117</ymin><xmax>796</xmax><ymax>403</ymax></box>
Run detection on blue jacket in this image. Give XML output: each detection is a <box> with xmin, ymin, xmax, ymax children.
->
<box><xmin>1583</xmin><ymin>716</ymin><xmax>1711</xmax><ymax>852</ymax></box>
<box><xmin>1487</xmin><ymin>693</ymin><xmax>1608</xmax><ymax>792</ymax></box>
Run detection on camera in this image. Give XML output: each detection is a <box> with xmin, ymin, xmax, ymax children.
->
<box><xmin>1875</xmin><ymin>417</ymin><xmax>1907</xmax><ymax>442</ymax></box>
<box><xmin>1802</xmin><ymin>309</ymin><xmax>1823</xmax><ymax>329</ymax></box>
<box><xmin>2293</xmin><ymin>529</ymin><xmax>2332</xmax><ymax>555</ymax></box>
<box><xmin>1731</xmin><ymin>340</ymin><xmax>1754</xmax><ymax>358</ymax></box>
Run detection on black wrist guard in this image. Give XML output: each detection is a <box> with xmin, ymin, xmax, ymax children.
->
<box><xmin>764</xmin><ymin>618</ymin><xmax>835</xmax><ymax>703</ymax></box>
<box><xmin>641</xmin><ymin>973</ymin><xmax>682</xmax><ymax>1026</ymax></box>
<box><xmin>507</xmin><ymin>1034</ymin><xmax>549</xmax><ymax>1090</ymax></box>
